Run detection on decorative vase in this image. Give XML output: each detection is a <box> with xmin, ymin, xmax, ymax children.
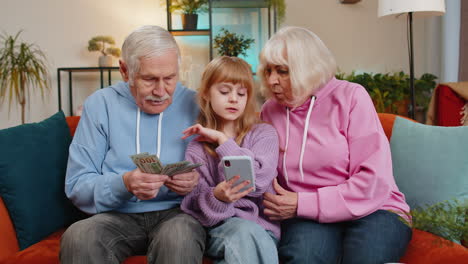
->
<box><xmin>181</xmin><ymin>14</ymin><xmax>198</xmax><ymax>30</ymax></box>
<box><xmin>98</xmin><ymin>55</ymin><xmax>112</xmax><ymax>67</ymax></box>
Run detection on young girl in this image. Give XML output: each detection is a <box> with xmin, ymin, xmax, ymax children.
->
<box><xmin>180</xmin><ymin>56</ymin><xmax>280</xmax><ymax>264</ymax></box>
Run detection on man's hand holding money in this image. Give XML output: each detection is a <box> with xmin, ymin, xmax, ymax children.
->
<box><xmin>123</xmin><ymin>169</ymin><xmax>168</xmax><ymax>200</ymax></box>
<box><xmin>128</xmin><ymin>153</ymin><xmax>203</xmax><ymax>197</ymax></box>
<box><xmin>165</xmin><ymin>170</ymin><xmax>200</xmax><ymax>195</ymax></box>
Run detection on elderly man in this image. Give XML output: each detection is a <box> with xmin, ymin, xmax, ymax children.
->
<box><xmin>60</xmin><ymin>25</ymin><xmax>205</xmax><ymax>264</ymax></box>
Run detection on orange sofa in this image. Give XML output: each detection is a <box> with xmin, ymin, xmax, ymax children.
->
<box><xmin>0</xmin><ymin>114</ymin><xmax>467</xmax><ymax>264</ymax></box>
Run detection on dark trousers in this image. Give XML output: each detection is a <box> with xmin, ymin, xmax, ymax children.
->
<box><xmin>279</xmin><ymin>210</ymin><xmax>412</xmax><ymax>264</ymax></box>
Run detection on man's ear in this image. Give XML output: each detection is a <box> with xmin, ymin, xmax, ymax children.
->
<box><xmin>119</xmin><ymin>60</ymin><xmax>129</xmax><ymax>82</ymax></box>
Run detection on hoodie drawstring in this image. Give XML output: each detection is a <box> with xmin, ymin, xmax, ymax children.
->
<box><xmin>283</xmin><ymin>109</ymin><xmax>290</xmax><ymax>184</ymax></box>
<box><xmin>283</xmin><ymin>96</ymin><xmax>316</xmax><ymax>184</ymax></box>
<box><xmin>299</xmin><ymin>96</ymin><xmax>315</xmax><ymax>182</ymax></box>
<box><xmin>136</xmin><ymin>108</ymin><xmax>163</xmax><ymax>158</ymax></box>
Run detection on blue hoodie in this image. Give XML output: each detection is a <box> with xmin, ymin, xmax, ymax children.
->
<box><xmin>65</xmin><ymin>81</ymin><xmax>199</xmax><ymax>214</ymax></box>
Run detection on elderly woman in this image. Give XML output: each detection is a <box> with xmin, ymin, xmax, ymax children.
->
<box><xmin>259</xmin><ymin>26</ymin><xmax>412</xmax><ymax>264</ymax></box>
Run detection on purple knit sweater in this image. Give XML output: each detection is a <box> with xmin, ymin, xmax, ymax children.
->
<box><xmin>180</xmin><ymin>123</ymin><xmax>281</xmax><ymax>239</ymax></box>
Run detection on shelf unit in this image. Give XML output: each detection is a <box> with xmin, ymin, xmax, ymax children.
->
<box><xmin>165</xmin><ymin>0</ymin><xmax>276</xmax><ymax>67</ymax></box>
<box><xmin>57</xmin><ymin>67</ymin><xmax>120</xmax><ymax>116</ymax></box>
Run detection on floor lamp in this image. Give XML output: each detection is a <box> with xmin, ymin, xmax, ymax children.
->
<box><xmin>378</xmin><ymin>0</ymin><xmax>445</xmax><ymax>119</ymax></box>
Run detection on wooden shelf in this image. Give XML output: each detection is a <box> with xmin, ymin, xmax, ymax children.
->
<box><xmin>211</xmin><ymin>0</ymin><xmax>269</xmax><ymax>8</ymax></box>
<box><xmin>170</xmin><ymin>30</ymin><xmax>210</xmax><ymax>36</ymax></box>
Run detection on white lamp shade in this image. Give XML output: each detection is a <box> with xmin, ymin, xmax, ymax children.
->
<box><xmin>378</xmin><ymin>0</ymin><xmax>445</xmax><ymax>18</ymax></box>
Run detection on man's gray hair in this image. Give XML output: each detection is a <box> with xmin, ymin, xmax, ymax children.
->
<box><xmin>121</xmin><ymin>25</ymin><xmax>181</xmax><ymax>83</ymax></box>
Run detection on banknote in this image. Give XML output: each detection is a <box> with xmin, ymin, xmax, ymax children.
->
<box><xmin>130</xmin><ymin>153</ymin><xmax>202</xmax><ymax>176</ymax></box>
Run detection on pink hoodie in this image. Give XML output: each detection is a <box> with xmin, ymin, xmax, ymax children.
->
<box><xmin>261</xmin><ymin>78</ymin><xmax>410</xmax><ymax>223</ymax></box>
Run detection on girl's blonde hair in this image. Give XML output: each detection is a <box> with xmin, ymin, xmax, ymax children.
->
<box><xmin>197</xmin><ymin>56</ymin><xmax>258</xmax><ymax>156</ymax></box>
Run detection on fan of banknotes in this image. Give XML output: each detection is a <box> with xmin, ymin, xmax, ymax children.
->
<box><xmin>130</xmin><ymin>153</ymin><xmax>202</xmax><ymax>176</ymax></box>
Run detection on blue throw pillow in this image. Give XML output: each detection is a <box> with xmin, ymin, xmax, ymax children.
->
<box><xmin>0</xmin><ymin>111</ymin><xmax>84</xmax><ymax>250</ymax></box>
<box><xmin>390</xmin><ymin>117</ymin><xmax>468</xmax><ymax>209</ymax></box>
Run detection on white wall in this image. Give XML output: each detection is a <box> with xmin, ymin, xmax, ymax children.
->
<box><xmin>283</xmin><ymin>0</ymin><xmax>442</xmax><ymax>76</ymax></box>
<box><xmin>0</xmin><ymin>0</ymin><xmax>443</xmax><ymax>129</ymax></box>
<box><xmin>0</xmin><ymin>0</ymin><xmax>166</xmax><ymax>128</ymax></box>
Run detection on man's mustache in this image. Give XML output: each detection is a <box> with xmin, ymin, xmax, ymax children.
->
<box><xmin>145</xmin><ymin>94</ymin><xmax>170</xmax><ymax>101</ymax></box>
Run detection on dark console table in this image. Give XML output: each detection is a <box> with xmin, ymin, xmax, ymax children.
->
<box><xmin>57</xmin><ymin>67</ymin><xmax>120</xmax><ymax>115</ymax></box>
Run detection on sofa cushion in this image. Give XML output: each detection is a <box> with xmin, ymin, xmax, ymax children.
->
<box><xmin>390</xmin><ymin>117</ymin><xmax>468</xmax><ymax>209</ymax></box>
<box><xmin>0</xmin><ymin>111</ymin><xmax>83</xmax><ymax>250</ymax></box>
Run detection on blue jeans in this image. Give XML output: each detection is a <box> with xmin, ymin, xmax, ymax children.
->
<box><xmin>279</xmin><ymin>210</ymin><xmax>412</xmax><ymax>264</ymax></box>
<box><xmin>206</xmin><ymin>217</ymin><xmax>279</xmax><ymax>264</ymax></box>
<box><xmin>60</xmin><ymin>207</ymin><xmax>206</xmax><ymax>264</ymax></box>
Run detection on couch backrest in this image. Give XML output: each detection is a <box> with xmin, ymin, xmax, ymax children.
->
<box><xmin>66</xmin><ymin>114</ymin><xmax>406</xmax><ymax>140</ymax></box>
<box><xmin>66</xmin><ymin>116</ymin><xmax>81</xmax><ymax>137</ymax></box>
<box><xmin>377</xmin><ymin>113</ymin><xmax>414</xmax><ymax>140</ymax></box>
<box><xmin>378</xmin><ymin>113</ymin><xmax>397</xmax><ymax>140</ymax></box>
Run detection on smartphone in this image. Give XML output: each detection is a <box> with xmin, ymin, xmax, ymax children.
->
<box><xmin>222</xmin><ymin>156</ymin><xmax>255</xmax><ymax>192</ymax></box>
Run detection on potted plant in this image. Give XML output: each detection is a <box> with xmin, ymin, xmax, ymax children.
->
<box><xmin>399</xmin><ymin>199</ymin><xmax>468</xmax><ymax>247</ymax></box>
<box><xmin>0</xmin><ymin>31</ymin><xmax>51</xmax><ymax>124</ymax></box>
<box><xmin>87</xmin><ymin>36</ymin><xmax>121</xmax><ymax>67</ymax></box>
<box><xmin>168</xmin><ymin>0</ymin><xmax>209</xmax><ymax>30</ymax></box>
<box><xmin>213</xmin><ymin>28</ymin><xmax>254</xmax><ymax>57</ymax></box>
<box><xmin>336</xmin><ymin>71</ymin><xmax>437</xmax><ymax>120</ymax></box>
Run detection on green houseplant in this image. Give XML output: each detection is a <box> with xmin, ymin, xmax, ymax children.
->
<box><xmin>399</xmin><ymin>199</ymin><xmax>468</xmax><ymax>247</ymax></box>
<box><xmin>336</xmin><ymin>71</ymin><xmax>437</xmax><ymax>116</ymax></box>
<box><xmin>0</xmin><ymin>31</ymin><xmax>50</xmax><ymax>124</ymax></box>
<box><xmin>213</xmin><ymin>28</ymin><xmax>254</xmax><ymax>57</ymax></box>
<box><xmin>168</xmin><ymin>0</ymin><xmax>209</xmax><ymax>14</ymax></box>
<box><xmin>87</xmin><ymin>36</ymin><xmax>121</xmax><ymax>67</ymax></box>
<box><xmin>167</xmin><ymin>0</ymin><xmax>209</xmax><ymax>30</ymax></box>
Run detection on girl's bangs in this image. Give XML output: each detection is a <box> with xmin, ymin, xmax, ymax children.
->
<box><xmin>212</xmin><ymin>60</ymin><xmax>253</xmax><ymax>89</ymax></box>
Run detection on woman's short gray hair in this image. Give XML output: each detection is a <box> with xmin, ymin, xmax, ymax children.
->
<box><xmin>121</xmin><ymin>25</ymin><xmax>181</xmax><ymax>83</ymax></box>
<box><xmin>258</xmin><ymin>26</ymin><xmax>337</xmax><ymax>101</ymax></box>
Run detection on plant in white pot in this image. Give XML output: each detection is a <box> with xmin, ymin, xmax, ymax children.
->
<box><xmin>87</xmin><ymin>36</ymin><xmax>121</xmax><ymax>67</ymax></box>
<box><xmin>0</xmin><ymin>31</ymin><xmax>51</xmax><ymax>124</ymax></box>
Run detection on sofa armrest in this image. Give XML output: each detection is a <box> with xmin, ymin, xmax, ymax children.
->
<box><xmin>401</xmin><ymin>229</ymin><xmax>468</xmax><ymax>264</ymax></box>
<box><xmin>0</xmin><ymin>197</ymin><xmax>19</xmax><ymax>261</ymax></box>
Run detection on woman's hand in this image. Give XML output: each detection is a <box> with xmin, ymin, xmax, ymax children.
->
<box><xmin>263</xmin><ymin>179</ymin><xmax>298</xmax><ymax>220</ymax></box>
<box><xmin>182</xmin><ymin>124</ymin><xmax>229</xmax><ymax>145</ymax></box>
<box><xmin>214</xmin><ymin>175</ymin><xmax>254</xmax><ymax>203</ymax></box>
